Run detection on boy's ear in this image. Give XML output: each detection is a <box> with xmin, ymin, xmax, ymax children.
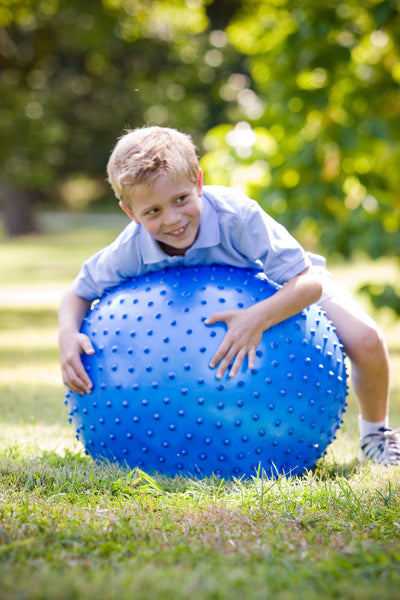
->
<box><xmin>119</xmin><ymin>200</ymin><xmax>139</xmax><ymax>223</ymax></box>
<box><xmin>196</xmin><ymin>168</ymin><xmax>203</xmax><ymax>196</ymax></box>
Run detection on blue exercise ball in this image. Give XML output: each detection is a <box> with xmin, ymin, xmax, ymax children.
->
<box><xmin>65</xmin><ymin>265</ymin><xmax>348</xmax><ymax>478</ymax></box>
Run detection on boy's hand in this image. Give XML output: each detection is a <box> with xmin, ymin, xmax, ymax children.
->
<box><xmin>204</xmin><ymin>267</ymin><xmax>323</xmax><ymax>380</ymax></box>
<box><xmin>205</xmin><ymin>306</ymin><xmax>263</xmax><ymax>379</ymax></box>
<box><xmin>59</xmin><ymin>331</ymin><xmax>95</xmax><ymax>395</ymax></box>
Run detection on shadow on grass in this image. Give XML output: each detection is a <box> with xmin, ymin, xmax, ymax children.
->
<box><xmin>315</xmin><ymin>457</ymin><xmax>360</xmax><ymax>479</ymax></box>
<box><xmin>0</xmin><ymin>307</ymin><xmax>58</xmax><ymax>330</ymax></box>
<box><xmin>0</xmin><ymin>381</ymin><xmax>67</xmax><ymax>425</ymax></box>
<box><xmin>0</xmin><ymin>348</ymin><xmax>58</xmax><ymax>367</ymax></box>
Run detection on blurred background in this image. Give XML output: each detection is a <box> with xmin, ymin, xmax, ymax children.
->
<box><xmin>1</xmin><ymin>0</ymin><xmax>399</xmax><ymax>312</ymax></box>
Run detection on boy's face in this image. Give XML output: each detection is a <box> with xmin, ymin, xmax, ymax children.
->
<box><xmin>120</xmin><ymin>169</ymin><xmax>203</xmax><ymax>256</ymax></box>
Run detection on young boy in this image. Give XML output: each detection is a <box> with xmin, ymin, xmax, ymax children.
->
<box><xmin>58</xmin><ymin>126</ymin><xmax>400</xmax><ymax>466</ymax></box>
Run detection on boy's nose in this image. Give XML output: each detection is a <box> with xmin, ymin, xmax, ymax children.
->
<box><xmin>163</xmin><ymin>208</ymin><xmax>181</xmax><ymax>227</ymax></box>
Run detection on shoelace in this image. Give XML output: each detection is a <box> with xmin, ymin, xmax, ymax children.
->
<box><xmin>361</xmin><ymin>427</ymin><xmax>400</xmax><ymax>464</ymax></box>
<box><xmin>380</xmin><ymin>427</ymin><xmax>400</xmax><ymax>440</ymax></box>
<box><xmin>379</xmin><ymin>428</ymin><xmax>400</xmax><ymax>460</ymax></box>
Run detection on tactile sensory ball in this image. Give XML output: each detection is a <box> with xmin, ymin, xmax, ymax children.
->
<box><xmin>65</xmin><ymin>265</ymin><xmax>348</xmax><ymax>478</ymax></box>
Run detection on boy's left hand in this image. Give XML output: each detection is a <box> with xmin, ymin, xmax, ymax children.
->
<box><xmin>204</xmin><ymin>306</ymin><xmax>263</xmax><ymax>379</ymax></box>
<box><xmin>204</xmin><ymin>267</ymin><xmax>322</xmax><ymax>380</ymax></box>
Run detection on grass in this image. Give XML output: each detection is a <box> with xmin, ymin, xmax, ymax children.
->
<box><xmin>0</xmin><ymin>217</ymin><xmax>400</xmax><ymax>599</ymax></box>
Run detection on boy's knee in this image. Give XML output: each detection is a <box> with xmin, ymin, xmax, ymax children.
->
<box><xmin>352</xmin><ymin>321</ymin><xmax>387</xmax><ymax>366</ymax></box>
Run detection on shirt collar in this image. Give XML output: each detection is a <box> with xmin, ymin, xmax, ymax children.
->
<box><xmin>139</xmin><ymin>194</ymin><xmax>220</xmax><ymax>265</ymax></box>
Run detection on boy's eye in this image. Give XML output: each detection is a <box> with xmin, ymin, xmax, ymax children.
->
<box><xmin>176</xmin><ymin>195</ymin><xmax>186</xmax><ymax>204</ymax></box>
<box><xmin>147</xmin><ymin>208</ymin><xmax>159</xmax><ymax>216</ymax></box>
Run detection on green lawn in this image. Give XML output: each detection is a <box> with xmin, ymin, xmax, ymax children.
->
<box><xmin>0</xmin><ymin>221</ymin><xmax>399</xmax><ymax>600</ymax></box>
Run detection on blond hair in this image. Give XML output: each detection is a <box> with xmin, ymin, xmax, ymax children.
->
<box><xmin>107</xmin><ymin>126</ymin><xmax>199</xmax><ymax>203</ymax></box>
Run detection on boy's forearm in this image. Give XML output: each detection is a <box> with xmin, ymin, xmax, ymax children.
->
<box><xmin>58</xmin><ymin>284</ymin><xmax>94</xmax><ymax>393</ymax></box>
<box><xmin>58</xmin><ymin>284</ymin><xmax>91</xmax><ymax>335</ymax></box>
<box><xmin>252</xmin><ymin>268</ymin><xmax>322</xmax><ymax>331</ymax></box>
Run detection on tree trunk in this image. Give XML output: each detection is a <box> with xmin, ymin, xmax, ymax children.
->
<box><xmin>0</xmin><ymin>180</ymin><xmax>38</xmax><ymax>237</ymax></box>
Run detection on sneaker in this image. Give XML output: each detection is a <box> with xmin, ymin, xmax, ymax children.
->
<box><xmin>359</xmin><ymin>427</ymin><xmax>400</xmax><ymax>465</ymax></box>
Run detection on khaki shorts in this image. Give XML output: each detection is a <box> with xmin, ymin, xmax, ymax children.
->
<box><xmin>312</xmin><ymin>266</ymin><xmax>353</xmax><ymax>305</ymax></box>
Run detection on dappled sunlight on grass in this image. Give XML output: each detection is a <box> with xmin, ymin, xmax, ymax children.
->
<box><xmin>0</xmin><ymin>228</ymin><xmax>122</xmax><ymax>287</ymax></box>
<box><xmin>0</xmin><ymin>423</ymin><xmax>81</xmax><ymax>455</ymax></box>
<box><xmin>1</xmin><ymin>380</ymin><xmax>66</xmax><ymax>425</ymax></box>
<box><xmin>0</xmin><ymin>328</ymin><xmax>58</xmax><ymax>350</ymax></box>
<box><xmin>0</xmin><ymin>286</ymin><xmax>64</xmax><ymax>307</ymax></box>
<box><xmin>0</xmin><ymin>363</ymin><xmax>61</xmax><ymax>384</ymax></box>
<box><xmin>0</xmin><ymin>307</ymin><xmax>57</xmax><ymax>329</ymax></box>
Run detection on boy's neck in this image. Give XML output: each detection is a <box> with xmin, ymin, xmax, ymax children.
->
<box><xmin>157</xmin><ymin>240</ymin><xmax>188</xmax><ymax>257</ymax></box>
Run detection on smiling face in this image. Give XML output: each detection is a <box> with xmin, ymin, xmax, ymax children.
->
<box><xmin>120</xmin><ymin>169</ymin><xmax>203</xmax><ymax>256</ymax></box>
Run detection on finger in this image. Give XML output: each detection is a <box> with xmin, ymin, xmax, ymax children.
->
<box><xmin>228</xmin><ymin>348</ymin><xmax>248</xmax><ymax>379</ymax></box>
<box><xmin>77</xmin><ymin>368</ymin><xmax>93</xmax><ymax>393</ymax></box>
<box><xmin>209</xmin><ymin>337</ymin><xmax>233</xmax><ymax>369</ymax></box>
<box><xmin>79</xmin><ymin>334</ymin><xmax>95</xmax><ymax>355</ymax></box>
<box><xmin>69</xmin><ymin>383</ymin><xmax>87</xmax><ymax>395</ymax></box>
<box><xmin>66</xmin><ymin>376</ymin><xmax>90</xmax><ymax>395</ymax></box>
<box><xmin>71</xmin><ymin>379</ymin><xmax>92</xmax><ymax>395</ymax></box>
<box><xmin>64</xmin><ymin>373</ymin><xmax>86</xmax><ymax>395</ymax></box>
<box><xmin>216</xmin><ymin>355</ymin><xmax>234</xmax><ymax>379</ymax></box>
<box><xmin>64</xmin><ymin>362</ymin><xmax>93</xmax><ymax>394</ymax></box>
<box><xmin>247</xmin><ymin>347</ymin><xmax>256</xmax><ymax>371</ymax></box>
<box><xmin>204</xmin><ymin>311</ymin><xmax>232</xmax><ymax>325</ymax></box>
<box><xmin>215</xmin><ymin>345</ymin><xmax>240</xmax><ymax>379</ymax></box>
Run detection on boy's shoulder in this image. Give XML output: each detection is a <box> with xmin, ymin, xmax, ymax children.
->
<box><xmin>202</xmin><ymin>185</ymin><xmax>258</xmax><ymax>215</ymax></box>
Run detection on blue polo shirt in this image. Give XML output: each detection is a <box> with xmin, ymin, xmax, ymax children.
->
<box><xmin>74</xmin><ymin>185</ymin><xmax>324</xmax><ymax>301</ymax></box>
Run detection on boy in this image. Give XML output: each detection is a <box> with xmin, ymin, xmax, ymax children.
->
<box><xmin>58</xmin><ymin>126</ymin><xmax>400</xmax><ymax>465</ymax></box>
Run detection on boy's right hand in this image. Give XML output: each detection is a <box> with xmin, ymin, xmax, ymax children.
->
<box><xmin>59</xmin><ymin>331</ymin><xmax>95</xmax><ymax>395</ymax></box>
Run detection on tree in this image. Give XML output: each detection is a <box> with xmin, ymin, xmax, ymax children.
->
<box><xmin>0</xmin><ymin>0</ymin><xmax>245</xmax><ymax>234</ymax></box>
<box><xmin>200</xmin><ymin>0</ymin><xmax>400</xmax><ymax>312</ymax></box>
<box><xmin>1</xmin><ymin>0</ymin><xmax>399</xmax><ymax>314</ymax></box>
<box><xmin>202</xmin><ymin>0</ymin><xmax>400</xmax><ymax>263</ymax></box>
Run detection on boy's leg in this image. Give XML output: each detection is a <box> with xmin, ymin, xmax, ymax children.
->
<box><xmin>320</xmin><ymin>289</ymin><xmax>389</xmax><ymax>423</ymax></box>
<box><xmin>318</xmin><ymin>279</ymin><xmax>400</xmax><ymax>464</ymax></box>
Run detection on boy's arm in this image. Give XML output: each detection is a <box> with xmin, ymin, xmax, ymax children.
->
<box><xmin>58</xmin><ymin>284</ymin><xmax>94</xmax><ymax>394</ymax></box>
<box><xmin>205</xmin><ymin>267</ymin><xmax>322</xmax><ymax>379</ymax></box>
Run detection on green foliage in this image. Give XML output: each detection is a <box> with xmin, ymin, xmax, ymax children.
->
<box><xmin>360</xmin><ymin>283</ymin><xmax>400</xmax><ymax>314</ymax></box>
<box><xmin>1</xmin><ymin>1</ymin><xmax>399</xmax><ymax>306</ymax></box>
<box><xmin>0</xmin><ymin>0</ymin><xmax>242</xmax><ymax>201</ymax></box>
<box><xmin>201</xmin><ymin>0</ymin><xmax>400</xmax><ymax>260</ymax></box>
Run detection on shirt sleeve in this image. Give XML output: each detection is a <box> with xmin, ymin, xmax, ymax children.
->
<box><xmin>233</xmin><ymin>195</ymin><xmax>312</xmax><ymax>284</ymax></box>
<box><xmin>73</xmin><ymin>223</ymin><xmax>142</xmax><ymax>301</ymax></box>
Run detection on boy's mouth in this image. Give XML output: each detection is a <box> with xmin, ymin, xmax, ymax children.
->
<box><xmin>167</xmin><ymin>224</ymin><xmax>188</xmax><ymax>239</ymax></box>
